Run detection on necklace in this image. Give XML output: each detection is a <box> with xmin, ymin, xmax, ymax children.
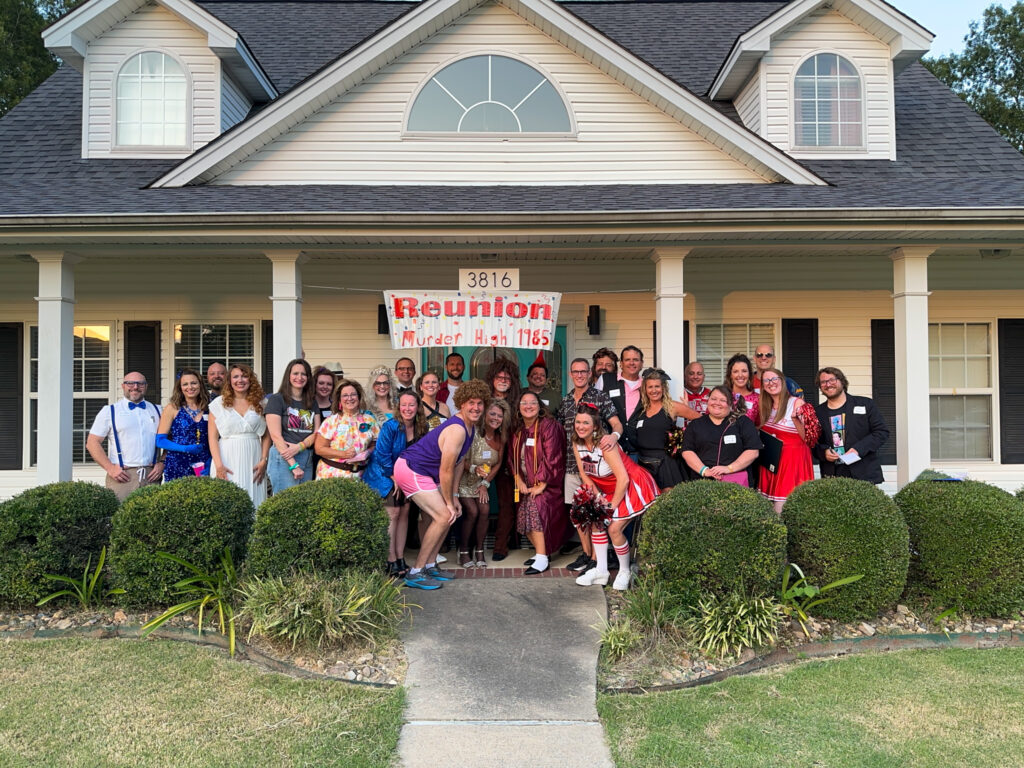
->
<box><xmin>182</xmin><ymin>404</ymin><xmax>202</xmax><ymax>420</ymax></box>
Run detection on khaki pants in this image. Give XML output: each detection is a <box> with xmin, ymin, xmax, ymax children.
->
<box><xmin>105</xmin><ymin>466</ymin><xmax>157</xmax><ymax>502</ymax></box>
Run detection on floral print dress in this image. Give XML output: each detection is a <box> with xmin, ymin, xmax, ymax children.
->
<box><xmin>315</xmin><ymin>410</ymin><xmax>380</xmax><ymax>479</ymax></box>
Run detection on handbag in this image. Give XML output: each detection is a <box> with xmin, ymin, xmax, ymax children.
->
<box><xmin>715</xmin><ymin>420</ymin><xmax>749</xmax><ymax>486</ymax></box>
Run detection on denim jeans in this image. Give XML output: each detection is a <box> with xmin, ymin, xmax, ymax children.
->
<box><xmin>267</xmin><ymin>445</ymin><xmax>313</xmax><ymax>494</ymax></box>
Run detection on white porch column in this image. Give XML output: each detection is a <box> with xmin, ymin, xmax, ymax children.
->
<box><xmin>890</xmin><ymin>247</ymin><xmax>933</xmax><ymax>488</ymax></box>
<box><xmin>266</xmin><ymin>250</ymin><xmax>309</xmax><ymax>367</ymax></box>
<box><xmin>33</xmin><ymin>251</ymin><xmax>80</xmax><ymax>484</ymax></box>
<box><xmin>650</xmin><ymin>247</ymin><xmax>691</xmax><ymax>399</ymax></box>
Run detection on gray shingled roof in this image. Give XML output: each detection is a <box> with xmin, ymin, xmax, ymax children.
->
<box><xmin>2</xmin><ymin>0</ymin><xmax>1024</xmax><ymax>218</ymax></box>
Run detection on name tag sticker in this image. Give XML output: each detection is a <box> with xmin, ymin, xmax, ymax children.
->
<box><xmin>609</xmin><ymin>389</ymin><xmax>621</xmax><ymax>398</ymax></box>
<box><xmin>853</xmin><ymin>406</ymin><xmax>867</xmax><ymax>415</ymax></box>
<box><xmin>202</xmin><ymin>414</ymin><xmax>209</xmax><ymax>421</ymax></box>
<box><xmin>482</xmin><ymin>450</ymin><xmax>492</xmax><ymax>459</ymax></box>
<box><xmin>636</xmin><ymin>420</ymin><xmax>644</xmax><ymax>428</ymax></box>
<box><xmin>724</xmin><ymin>435</ymin><xmax>737</xmax><ymax>444</ymax></box>
<box><xmin>541</xmin><ymin>399</ymin><xmax>549</xmax><ymax>406</ymax></box>
<box><xmin>525</xmin><ymin>438</ymin><xmax>536</xmax><ymax>447</ymax></box>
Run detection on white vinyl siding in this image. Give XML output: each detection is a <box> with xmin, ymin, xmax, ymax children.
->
<box><xmin>762</xmin><ymin>8</ymin><xmax>894</xmax><ymax>159</ymax></box>
<box><xmin>83</xmin><ymin>3</ymin><xmax>220</xmax><ymax>158</ymax></box>
<box><xmin>221</xmin><ymin>72</ymin><xmax>252</xmax><ymax>132</ymax></box>
<box><xmin>734</xmin><ymin>69</ymin><xmax>761</xmax><ymax>135</ymax></box>
<box><xmin>214</xmin><ymin>2</ymin><xmax>768</xmax><ymax>186</ymax></box>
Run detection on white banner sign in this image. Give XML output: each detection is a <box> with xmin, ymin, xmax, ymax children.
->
<box><xmin>384</xmin><ymin>290</ymin><xmax>561</xmax><ymax>350</ymax></box>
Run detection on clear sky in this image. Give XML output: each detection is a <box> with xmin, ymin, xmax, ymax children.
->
<box><xmin>888</xmin><ymin>0</ymin><xmax>1016</xmax><ymax>57</ymax></box>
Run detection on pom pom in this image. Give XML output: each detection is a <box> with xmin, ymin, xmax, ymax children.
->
<box><xmin>570</xmin><ymin>484</ymin><xmax>610</xmax><ymax>531</ymax></box>
<box><xmin>665</xmin><ymin>426</ymin><xmax>687</xmax><ymax>458</ymax></box>
<box><xmin>798</xmin><ymin>402</ymin><xmax>821</xmax><ymax>448</ymax></box>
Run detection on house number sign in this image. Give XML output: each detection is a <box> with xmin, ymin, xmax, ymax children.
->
<box><xmin>459</xmin><ymin>268</ymin><xmax>519</xmax><ymax>291</ymax></box>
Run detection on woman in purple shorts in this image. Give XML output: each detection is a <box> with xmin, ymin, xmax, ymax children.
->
<box><xmin>394</xmin><ymin>378</ymin><xmax>492</xmax><ymax>590</ymax></box>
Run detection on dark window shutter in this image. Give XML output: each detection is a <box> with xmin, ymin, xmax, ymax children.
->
<box><xmin>124</xmin><ymin>321</ymin><xmax>161</xmax><ymax>403</ymax></box>
<box><xmin>262</xmin><ymin>320</ymin><xmax>274</xmax><ymax>392</ymax></box>
<box><xmin>871</xmin><ymin>319</ymin><xmax>897</xmax><ymax>464</ymax></box>
<box><xmin>998</xmin><ymin>319</ymin><xmax>1024</xmax><ymax>464</ymax></box>
<box><xmin>0</xmin><ymin>323</ymin><xmax>24</xmax><ymax>469</ymax></box>
<box><xmin>781</xmin><ymin>318</ymin><xmax>819</xmax><ymax>405</ymax></box>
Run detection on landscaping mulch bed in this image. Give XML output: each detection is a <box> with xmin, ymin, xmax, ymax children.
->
<box><xmin>0</xmin><ymin>607</ymin><xmax>406</xmax><ymax>686</ymax></box>
<box><xmin>600</xmin><ymin>592</ymin><xmax>1024</xmax><ymax>692</ymax></box>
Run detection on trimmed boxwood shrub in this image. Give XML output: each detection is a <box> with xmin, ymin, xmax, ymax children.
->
<box><xmin>109</xmin><ymin>477</ymin><xmax>254</xmax><ymax>607</ymax></box>
<box><xmin>782</xmin><ymin>478</ymin><xmax>909</xmax><ymax>620</ymax></box>
<box><xmin>637</xmin><ymin>480</ymin><xmax>786</xmax><ymax>609</ymax></box>
<box><xmin>0</xmin><ymin>482</ymin><xmax>119</xmax><ymax>606</ymax></box>
<box><xmin>247</xmin><ymin>479</ymin><xmax>388</xmax><ymax>578</ymax></box>
<box><xmin>895</xmin><ymin>478</ymin><xmax>1024</xmax><ymax>617</ymax></box>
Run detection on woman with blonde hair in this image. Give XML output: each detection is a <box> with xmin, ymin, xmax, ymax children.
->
<box><xmin>208</xmin><ymin>363</ymin><xmax>270</xmax><ymax>505</ymax></box>
<box><xmin>625</xmin><ymin>369</ymin><xmax>699</xmax><ymax>489</ymax></box>
<box><xmin>457</xmin><ymin>398</ymin><xmax>510</xmax><ymax>568</ymax></box>
<box><xmin>367</xmin><ymin>365</ymin><xmax>399</xmax><ymax>422</ymax></box>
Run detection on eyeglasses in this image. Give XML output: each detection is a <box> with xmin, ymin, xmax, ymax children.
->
<box><xmin>754</xmin><ymin>352</ymin><xmax>774</xmax><ymax>359</ymax></box>
<box><xmin>396</xmin><ymin>366</ymin><xmax>414</xmax><ymax>372</ymax></box>
<box><xmin>340</xmin><ymin>393</ymin><xmax>359</xmax><ymax>399</ymax></box>
<box><xmin>570</xmin><ymin>369</ymin><xmax>590</xmax><ymax>376</ymax></box>
<box><xmin>494</xmin><ymin>374</ymin><xmax>512</xmax><ymax>381</ymax></box>
<box><xmin>123</xmin><ymin>381</ymin><xmax>146</xmax><ymax>388</ymax></box>
<box><xmin>819</xmin><ymin>377</ymin><xmax>840</xmax><ymax>387</ymax></box>
<box><xmin>762</xmin><ymin>377</ymin><xmax>782</xmax><ymax>385</ymax></box>
<box><xmin>374</xmin><ymin>381</ymin><xmax>390</xmax><ymax>387</ymax></box>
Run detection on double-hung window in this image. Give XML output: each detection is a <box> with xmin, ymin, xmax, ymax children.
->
<box><xmin>929</xmin><ymin>323</ymin><xmax>993</xmax><ymax>460</ymax></box>
<box><xmin>695</xmin><ymin>323</ymin><xmax>775</xmax><ymax>385</ymax></box>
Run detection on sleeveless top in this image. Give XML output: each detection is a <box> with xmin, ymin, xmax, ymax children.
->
<box><xmin>422</xmin><ymin>399</ymin><xmax>447</xmax><ymax>431</ymax></box>
<box><xmin>457</xmin><ymin>430</ymin><xmax>497</xmax><ymax>497</ymax></box>
<box><xmin>402</xmin><ymin>415</ymin><xmax>472</xmax><ymax>482</ymax></box>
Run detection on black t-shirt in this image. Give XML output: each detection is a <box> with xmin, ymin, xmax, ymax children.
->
<box><xmin>265</xmin><ymin>393</ymin><xmax>316</xmax><ymax>444</ymax></box>
<box><xmin>680</xmin><ymin>415</ymin><xmax>762</xmax><ymax>471</ymax></box>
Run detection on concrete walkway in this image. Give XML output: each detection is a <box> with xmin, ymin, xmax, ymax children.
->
<box><xmin>397</xmin><ymin>576</ymin><xmax>614</xmax><ymax>768</ymax></box>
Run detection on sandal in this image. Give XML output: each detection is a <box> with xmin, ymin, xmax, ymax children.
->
<box><xmin>458</xmin><ymin>550</ymin><xmax>474</xmax><ymax>568</ymax></box>
<box><xmin>474</xmin><ymin>548</ymin><xmax>487</xmax><ymax>568</ymax></box>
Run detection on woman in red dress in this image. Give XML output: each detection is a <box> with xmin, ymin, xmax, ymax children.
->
<box><xmin>757</xmin><ymin>367</ymin><xmax>816</xmax><ymax>513</ymax></box>
<box><xmin>571</xmin><ymin>404</ymin><xmax>659</xmax><ymax>591</ymax></box>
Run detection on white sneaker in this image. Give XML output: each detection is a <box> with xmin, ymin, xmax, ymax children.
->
<box><xmin>575</xmin><ymin>568</ymin><xmax>610</xmax><ymax>586</ymax></box>
<box><xmin>612</xmin><ymin>571</ymin><xmax>632</xmax><ymax>591</ymax></box>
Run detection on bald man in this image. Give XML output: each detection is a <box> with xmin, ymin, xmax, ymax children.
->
<box><xmin>206</xmin><ymin>361</ymin><xmax>227</xmax><ymax>398</ymax></box>
<box><xmin>86</xmin><ymin>372</ymin><xmax>163</xmax><ymax>501</ymax></box>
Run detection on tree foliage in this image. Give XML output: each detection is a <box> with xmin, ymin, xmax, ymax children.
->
<box><xmin>924</xmin><ymin>2</ymin><xmax>1024</xmax><ymax>153</ymax></box>
<box><xmin>0</xmin><ymin>0</ymin><xmax>58</xmax><ymax>117</ymax></box>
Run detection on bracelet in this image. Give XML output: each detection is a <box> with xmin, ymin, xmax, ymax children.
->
<box><xmin>699</xmin><ymin>466</ymin><xmax>708</xmax><ymax>477</ymax></box>
<box><xmin>612</xmin><ymin>431</ymin><xmax>621</xmax><ymax>439</ymax></box>
<box><xmin>296</xmin><ymin>443</ymin><xmax>306</xmax><ymax>453</ymax></box>
<box><xmin>480</xmin><ymin>480</ymin><xmax>490</xmax><ymax>488</ymax></box>
<box><xmin>288</xmin><ymin>462</ymin><xmax>300</xmax><ymax>471</ymax></box>
<box><xmin>726</xmin><ymin>465</ymin><xmax>733</xmax><ymax>473</ymax></box>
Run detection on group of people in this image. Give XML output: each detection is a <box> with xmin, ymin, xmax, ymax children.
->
<box><xmin>86</xmin><ymin>342</ymin><xmax>889</xmax><ymax>593</ymax></box>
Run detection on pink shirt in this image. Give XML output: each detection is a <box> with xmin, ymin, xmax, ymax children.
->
<box><xmin>622</xmin><ymin>377</ymin><xmax>642</xmax><ymax>420</ymax></box>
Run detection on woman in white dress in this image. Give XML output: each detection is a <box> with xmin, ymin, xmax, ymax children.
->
<box><xmin>208</xmin><ymin>363</ymin><xmax>271</xmax><ymax>507</ymax></box>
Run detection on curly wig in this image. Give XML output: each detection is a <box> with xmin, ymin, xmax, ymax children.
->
<box><xmin>484</xmin><ymin>357</ymin><xmax>522</xmax><ymax>407</ymax></box>
<box><xmin>454</xmin><ymin>378</ymin><xmax>493</xmax><ymax>409</ymax></box>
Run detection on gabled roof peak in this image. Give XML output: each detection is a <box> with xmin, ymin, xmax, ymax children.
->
<box><xmin>43</xmin><ymin>0</ymin><xmax>277</xmax><ymax>101</ymax></box>
<box><xmin>152</xmin><ymin>0</ymin><xmax>826</xmax><ymax>187</ymax></box>
<box><xmin>710</xmin><ymin>0</ymin><xmax>933</xmax><ymax>99</ymax></box>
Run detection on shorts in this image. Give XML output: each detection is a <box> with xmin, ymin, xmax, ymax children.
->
<box><xmin>394</xmin><ymin>457</ymin><xmax>439</xmax><ymax>498</ymax></box>
<box><xmin>564</xmin><ymin>471</ymin><xmax>583</xmax><ymax>504</ymax></box>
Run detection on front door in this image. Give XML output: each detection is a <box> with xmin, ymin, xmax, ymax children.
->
<box><xmin>422</xmin><ymin>325</ymin><xmax>567</xmax><ymax>395</ymax></box>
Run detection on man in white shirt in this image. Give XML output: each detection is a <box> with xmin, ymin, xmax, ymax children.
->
<box><xmin>86</xmin><ymin>372</ymin><xmax>163</xmax><ymax>501</ymax></box>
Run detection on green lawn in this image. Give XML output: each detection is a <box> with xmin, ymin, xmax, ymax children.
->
<box><xmin>598</xmin><ymin>648</ymin><xmax>1024</xmax><ymax>768</ymax></box>
<box><xmin>0</xmin><ymin>638</ymin><xmax>403</xmax><ymax>768</ymax></box>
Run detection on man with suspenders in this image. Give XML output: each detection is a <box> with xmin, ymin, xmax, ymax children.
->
<box><xmin>86</xmin><ymin>372</ymin><xmax>163</xmax><ymax>501</ymax></box>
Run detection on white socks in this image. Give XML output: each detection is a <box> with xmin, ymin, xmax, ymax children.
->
<box><xmin>532</xmin><ymin>554</ymin><xmax>549</xmax><ymax>571</ymax></box>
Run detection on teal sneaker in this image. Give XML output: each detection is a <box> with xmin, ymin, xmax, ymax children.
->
<box><xmin>424</xmin><ymin>566</ymin><xmax>456</xmax><ymax>581</ymax></box>
<box><xmin>404</xmin><ymin>573</ymin><xmax>443</xmax><ymax>590</ymax></box>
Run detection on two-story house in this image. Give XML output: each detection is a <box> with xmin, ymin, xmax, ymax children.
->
<box><xmin>1</xmin><ymin>0</ymin><xmax>1023</xmax><ymax>496</ymax></box>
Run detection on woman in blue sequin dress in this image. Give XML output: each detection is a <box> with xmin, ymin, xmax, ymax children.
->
<box><xmin>156</xmin><ymin>368</ymin><xmax>212</xmax><ymax>481</ymax></box>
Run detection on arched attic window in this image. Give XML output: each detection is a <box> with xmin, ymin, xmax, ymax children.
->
<box><xmin>407</xmin><ymin>54</ymin><xmax>572</xmax><ymax>134</ymax></box>
<box><xmin>793</xmin><ymin>53</ymin><xmax>863</xmax><ymax>148</ymax></box>
<box><xmin>116</xmin><ymin>51</ymin><xmax>188</xmax><ymax>147</ymax></box>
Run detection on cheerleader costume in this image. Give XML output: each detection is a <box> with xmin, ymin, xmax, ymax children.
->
<box><xmin>758</xmin><ymin>398</ymin><xmax>813</xmax><ymax>503</ymax></box>
<box><xmin>577</xmin><ymin>444</ymin><xmax>659</xmax><ymax>520</ymax></box>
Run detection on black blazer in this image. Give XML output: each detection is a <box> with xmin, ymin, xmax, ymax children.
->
<box><xmin>597</xmin><ymin>371</ymin><xmax>639</xmax><ymax>451</ymax></box>
<box><xmin>813</xmin><ymin>394</ymin><xmax>890</xmax><ymax>484</ymax></box>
